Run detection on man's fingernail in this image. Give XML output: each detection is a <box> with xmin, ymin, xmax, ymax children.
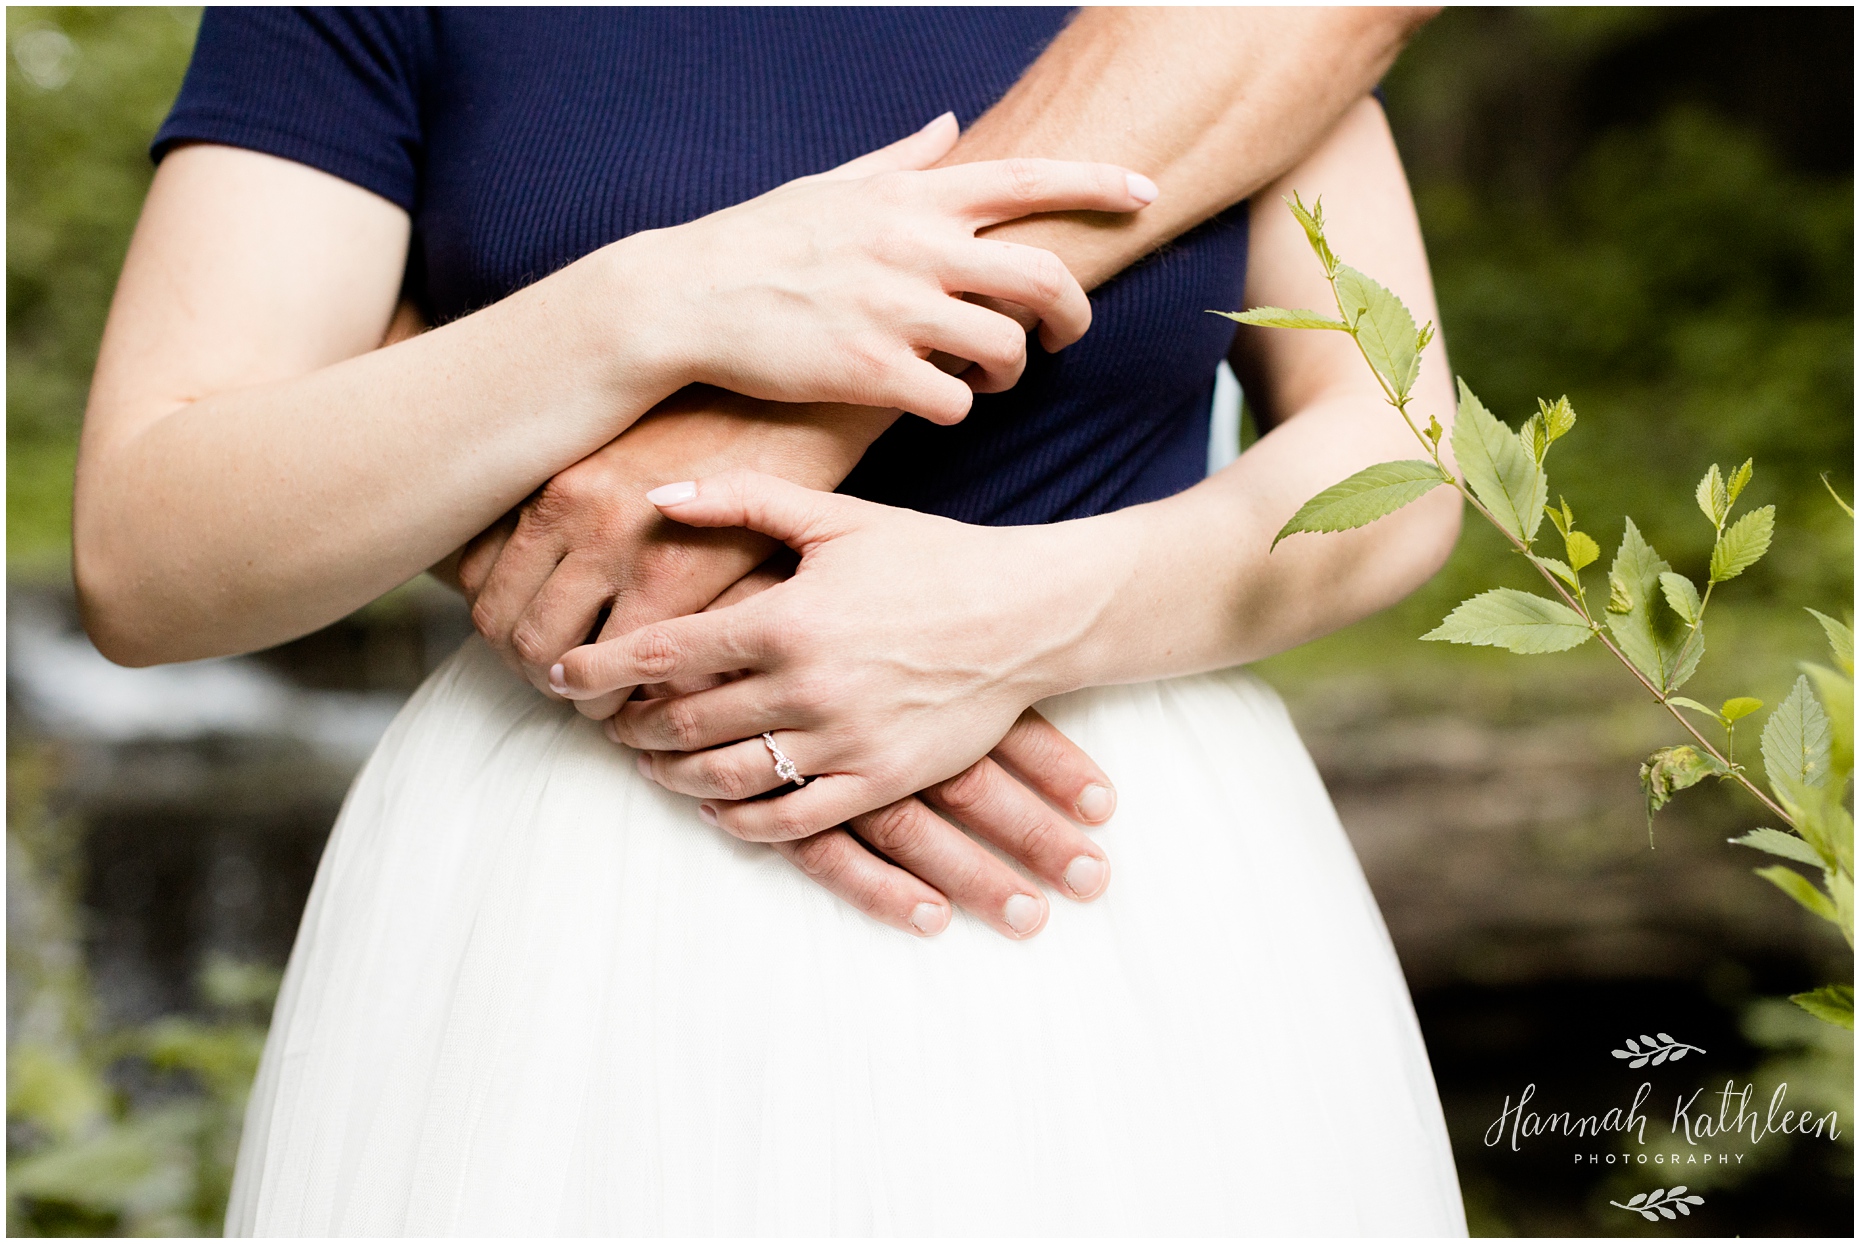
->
<box><xmin>909</xmin><ymin>902</ymin><xmax>949</xmax><ymax>936</ymax></box>
<box><xmin>1002</xmin><ymin>893</ymin><xmax>1044</xmax><ymax>936</ymax></box>
<box><xmin>698</xmin><ymin>803</ymin><xmax>719</xmax><ymax>826</ymax></box>
<box><xmin>921</xmin><ymin>111</ymin><xmax>955</xmax><ymax>133</ymax></box>
<box><xmin>1125</xmin><ymin>172</ymin><xmax>1159</xmax><ymax>204</ymax></box>
<box><xmin>1063</xmin><ymin>855</ymin><xmax>1108</xmax><ymax>899</ymax></box>
<box><xmin>635</xmin><ymin>752</ymin><xmax>652</xmax><ymax>779</ymax></box>
<box><xmin>1075</xmin><ymin>783</ymin><xmax>1116</xmax><ymax>823</ymax></box>
<box><xmin>646</xmin><ymin>480</ymin><xmax>697</xmax><ymax>506</ymax></box>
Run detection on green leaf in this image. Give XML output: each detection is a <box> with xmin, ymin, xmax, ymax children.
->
<box><xmin>1451</xmin><ymin>379</ymin><xmax>1547</xmax><ymax>545</ymax></box>
<box><xmin>1530</xmin><ymin>554</ymin><xmax>1580</xmax><ymax>590</ymax></box>
<box><xmin>1695</xmin><ymin>464</ymin><xmax>1727</xmax><ymax>526</ymax></box>
<box><xmin>1729</xmin><ymin>827</ymin><xmax>1827</xmax><ymax>868</ymax></box>
<box><xmin>1286</xmin><ymin>192</ymin><xmax>1336</xmax><ymax>274</ymax></box>
<box><xmin>1211</xmin><ymin>307</ymin><xmax>1347</xmax><ymax>331</ymax></box>
<box><xmin>1790</xmin><ymin>984</ymin><xmax>1854</xmax><ymax>1030</ymax></box>
<box><xmin>1667</xmin><ymin>696</ymin><xmax>1718</xmax><ymax>719</ymax></box>
<box><xmin>1709</xmin><ymin>505</ymin><xmax>1775</xmax><ymax>583</ymax></box>
<box><xmin>1720</xmin><ymin>696</ymin><xmax>1764</xmax><ymax>723</ymax></box>
<box><xmin>1539</xmin><ymin>395</ymin><xmax>1576</xmax><ymax>443</ymax></box>
<box><xmin>1271</xmin><ymin>460</ymin><xmax>1447</xmax><ymax>548</ymax></box>
<box><xmin>1604</xmin><ymin>519</ymin><xmax>1696</xmax><ymax>692</ymax></box>
<box><xmin>1422</xmin><ymin>588</ymin><xmax>1592</xmax><ymax>654</ymax></box>
<box><xmin>1762</xmin><ymin>674</ymin><xmax>1832</xmax><ymax>804</ymax></box>
<box><xmin>1798</xmin><ymin>661</ymin><xmax>1853</xmax><ymax>785</ymax></box>
<box><xmin>1564</xmin><ymin>529</ymin><xmax>1600</xmax><ymax>572</ymax></box>
<box><xmin>1805</xmin><ymin>608</ymin><xmax>1854</xmax><ymax>675</ymax></box>
<box><xmin>1755</xmin><ymin>864</ymin><xmax>1839</xmax><ymax>923</ymax></box>
<box><xmin>1640</xmin><ymin>745</ymin><xmax>1729</xmax><ymax>832</ymax></box>
<box><xmin>1728</xmin><ymin>458</ymin><xmax>1753</xmax><ymax>505</ymax></box>
<box><xmin>1659</xmin><ymin>572</ymin><xmax>1701</xmax><ymax>625</ymax></box>
<box><xmin>1791</xmin><ymin>781</ymin><xmax>1855</xmax><ymax>881</ymax></box>
<box><xmin>1334</xmin><ymin>265</ymin><xmax>1421</xmax><ymax>398</ymax></box>
<box><xmin>1821</xmin><ymin>471</ymin><xmax>1854</xmax><ymax>518</ymax></box>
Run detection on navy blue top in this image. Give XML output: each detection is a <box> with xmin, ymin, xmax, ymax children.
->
<box><xmin>154</xmin><ymin>7</ymin><xmax>1247</xmax><ymax>525</ymax></box>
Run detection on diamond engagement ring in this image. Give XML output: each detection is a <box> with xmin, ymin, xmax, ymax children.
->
<box><xmin>761</xmin><ymin>732</ymin><xmax>806</xmax><ymax>787</ymax></box>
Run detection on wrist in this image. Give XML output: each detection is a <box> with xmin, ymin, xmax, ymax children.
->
<box><xmin>578</xmin><ymin>230</ymin><xmax>706</xmax><ymax>402</ymax></box>
<box><xmin>1011</xmin><ymin>510</ymin><xmax>1146</xmax><ymax>700</ymax></box>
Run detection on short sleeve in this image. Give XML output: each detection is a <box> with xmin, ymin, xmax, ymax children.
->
<box><xmin>151</xmin><ymin>7</ymin><xmax>434</xmax><ymax>213</ymax></box>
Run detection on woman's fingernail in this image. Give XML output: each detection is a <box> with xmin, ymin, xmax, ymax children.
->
<box><xmin>1063</xmin><ymin>855</ymin><xmax>1108</xmax><ymax>900</ymax></box>
<box><xmin>1075</xmin><ymin>783</ymin><xmax>1117</xmax><ymax>823</ymax></box>
<box><xmin>921</xmin><ymin>110</ymin><xmax>955</xmax><ymax>133</ymax></box>
<box><xmin>1002</xmin><ymin>893</ymin><xmax>1044</xmax><ymax>936</ymax></box>
<box><xmin>548</xmin><ymin>663</ymin><xmax>568</xmax><ymax>694</ymax></box>
<box><xmin>1125</xmin><ymin>172</ymin><xmax>1159</xmax><ymax>204</ymax></box>
<box><xmin>635</xmin><ymin>752</ymin><xmax>652</xmax><ymax>779</ymax></box>
<box><xmin>698</xmin><ymin>803</ymin><xmax>719</xmax><ymax>826</ymax></box>
<box><xmin>909</xmin><ymin>902</ymin><xmax>949</xmax><ymax>936</ymax></box>
<box><xmin>646</xmin><ymin>480</ymin><xmax>697</xmax><ymax>506</ymax></box>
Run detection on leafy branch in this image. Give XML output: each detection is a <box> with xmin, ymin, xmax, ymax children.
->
<box><xmin>1215</xmin><ymin>196</ymin><xmax>1854</xmax><ymax>1028</ymax></box>
<box><xmin>1609</xmin><ymin>1033</ymin><xmax>1704</xmax><ymax>1067</ymax></box>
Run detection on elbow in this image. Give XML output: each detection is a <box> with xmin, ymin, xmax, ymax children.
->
<box><xmin>74</xmin><ymin>539</ymin><xmax>163</xmax><ymax>668</ymax></box>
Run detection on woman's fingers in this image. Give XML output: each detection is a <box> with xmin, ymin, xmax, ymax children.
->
<box><xmin>929</xmin><ymin>158</ymin><xmax>1158</xmax><ymax>228</ymax></box>
<box><xmin>940</xmin><ymin>239</ymin><xmax>1093</xmax><ymax>353</ymax></box>
<box><xmin>636</xmin><ymin>730</ymin><xmax>802</xmax><ymax>801</ymax></box>
<box><xmin>611</xmin><ymin>680</ymin><xmax>788</xmax><ymax>755</ymax></box>
<box><xmin>643</xmin><ymin>469</ymin><xmax>864</xmax><ymax>547</ymax></box>
<box><xmin>848</xmin><ymin>795</ymin><xmax>1052</xmax><ymax>939</ymax></box>
<box><xmin>553</xmin><ymin>602</ymin><xmax>770</xmax><ymax>699</ymax></box>
<box><xmin>817</xmin><ymin>112</ymin><xmax>958</xmax><ymax>181</ymax></box>
<box><xmin>923</xmin><ymin>756</ymin><xmax>1109</xmax><ymax>902</ymax></box>
<box><xmin>772</xmin><ymin>827</ymin><xmax>951</xmax><ymax>938</ymax></box>
<box><xmin>991</xmin><ymin>708</ymin><xmax>1118</xmax><ymax>825</ymax></box>
<box><xmin>926</xmin><ymin>299</ymin><xmax>1030</xmax><ymax>395</ymax></box>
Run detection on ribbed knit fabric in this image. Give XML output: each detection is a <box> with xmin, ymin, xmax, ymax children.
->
<box><xmin>153</xmin><ymin>7</ymin><xmax>1248</xmax><ymax>526</ymax></box>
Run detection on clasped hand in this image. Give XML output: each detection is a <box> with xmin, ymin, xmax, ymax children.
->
<box><xmin>548</xmin><ymin>470</ymin><xmax>1119</xmax><ymax>941</ymax></box>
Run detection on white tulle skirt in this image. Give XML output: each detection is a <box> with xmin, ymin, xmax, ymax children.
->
<box><xmin>225</xmin><ymin>637</ymin><xmax>1465</xmax><ymax>1236</ymax></box>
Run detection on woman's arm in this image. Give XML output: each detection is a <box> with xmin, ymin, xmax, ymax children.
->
<box><xmin>75</xmin><ymin>128</ymin><xmax>1146</xmax><ymax>664</ymax></box>
<box><xmin>551</xmin><ymin>97</ymin><xmax>1463</xmax><ymax>842</ymax></box>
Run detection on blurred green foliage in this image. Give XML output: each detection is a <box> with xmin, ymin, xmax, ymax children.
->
<box><xmin>7</xmin><ymin>7</ymin><xmax>198</xmax><ymax>570</ymax></box>
<box><xmin>7</xmin><ymin>746</ymin><xmax>276</xmax><ymax>1237</ymax></box>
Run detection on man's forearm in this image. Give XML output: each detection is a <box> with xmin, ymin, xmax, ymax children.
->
<box><xmin>954</xmin><ymin>6</ymin><xmax>1435</xmax><ymax>289</ymax></box>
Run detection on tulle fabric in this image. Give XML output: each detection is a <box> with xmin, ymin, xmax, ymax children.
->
<box><xmin>226</xmin><ymin>637</ymin><xmax>1465</xmax><ymax>1236</ymax></box>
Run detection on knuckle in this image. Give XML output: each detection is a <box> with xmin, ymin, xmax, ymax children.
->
<box><xmin>859</xmin><ymin>800</ymin><xmax>924</xmax><ymax>855</ymax></box>
<box><xmin>768</xmin><ymin>802</ymin><xmax>815</xmax><ymax>842</ymax></box>
<box><xmin>699</xmin><ymin>753</ymin><xmax>755</xmax><ymax>800</ymax></box>
<box><xmin>934</xmin><ymin>762</ymin><xmax>995</xmax><ymax>814</ymax></box>
<box><xmin>1023</xmin><ymin>252</ymin><xmax>1067</xmax><ymax>306</ymax></box>
<box><xmin>790</xmin><ymin>833</ymin><xmax>846</xmax><ymax>882</ymax></box>
<box><xmin>631</xmin><ymin>628</ymin><xmax>682</xmax><ymax>681</ymax></box>
<box><xmin>469</xmin><ymin>597</ymin><xmax>505</xmax><ymax>644</ymax></box>
<box><xmin>781</xmin><ymin>670</ymin><xmax>834</xmax><ymax>719</ymax></box>
<box><xmin>1000</xmin><ymin>158</ymin><xmax>1046</xmax><ymax>206</ymax></box>
<box><xmin>510</xmin><ymin>622</ymin><xmax>554</xmax><ymax>667</ymax></box>
<box><xmin>634</xmin><ymin>540</ymin><xmax>696</xmax><ymax>590</ymax></box>
<box><xmin>658</xmin><ymin>699</ymin><xmax>704</xmax><ymax>750</ymax></box>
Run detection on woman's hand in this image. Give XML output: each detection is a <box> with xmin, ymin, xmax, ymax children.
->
<box><xmin>626</xmin><ymin>113</ymin><xmax>1157</xmax><ymax>425</ymax></box>
<box><xmin>547</xmin><ymin>471</ymin><xmax>1119</xmax><ymax>913</ymax></box>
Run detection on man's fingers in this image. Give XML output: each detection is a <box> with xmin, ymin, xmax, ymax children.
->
<box><xmin>924</xmin><ymin>756</ymin><xmax>1109</xmax><ymax>902</ymax></box>
<box><xmin>771</xmin><ymin>828</ymin><xmax>951</xmax><ymax>938</ymax></box>
<box><xmin>930</xmin><ymin>157</ymin><xmax>1157</xmax><ymax>228</ymax></box>
<box><xmin>468</xmin><ymin>517</ymin><xmax>570</xmax><ymax>683</ymax></box>
<box><xmin>457</xmin><ymin>510</ymin><xmax>517</xmax><ymax>600</ymax></box>
<box><xmin>992</xmin><ymin>708</ymin><xmax>1117</xmax><ymax>825</ymax></box>
<box><xmin>818</xmin><ymin>111</ymin><xmax>958</xmax><ymax>180</ymax></box>
<box><xmin>507</xmin><ymin>554</ymin><xmax>612</xmax><ymax>684</ymax></box>
<box><xmin>847</xmin><ymin>796</ymin><xmax>1050</xmax><ymax>939</ymax></box>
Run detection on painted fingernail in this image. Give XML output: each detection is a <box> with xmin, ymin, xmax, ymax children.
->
<box><xmin>646</xmin><ymin>480</ymin><xmax>697</xmax><ymax>506</ymax></box>
<box><xmin>635</xmin><ymin>752</ymin><xmax>652</xmax><ymax>779</ymax></box>
<box><xmin>697</xmin><ymin>803</ymin><xmax>719</xmax><ymax>826</ymax></box>
<box><xmin>548</xmin><ymin>663</ymin><xmax>568</xmax><ymax>694</ymax></box>
<box><xmin>920</xmin><ymin>111</ymin><xmax>955</xmax><ymax>133</ymax></box>
<box><xmin>1075</xmin><ymin>783</ymin><xmax>1116</xmax><ymax>823</ymax></box>
<box><xmin>1125</xmin><ymin>172</ymin><xmax>1159</xmax><ymax>204</ymax></box>
<box><xmin>1002</xmin><ymin>893</ymin><xmax>1044</xmax><ymax>936</ymax></box>
<box><xmin>1064</xmin><ymin>855</ymin><xmax>1108</xmax><ymax>900</ymax></box>
<box><xmin>909</xmin><ymin>902</ymin><xmax>949</xmax><ymax>936</ymax></box>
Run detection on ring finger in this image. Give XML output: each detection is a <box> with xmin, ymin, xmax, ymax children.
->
<box><xmin>635</xmin><ymin>727</ymin><xmax>821</xmax><ymax>802</ymax></box>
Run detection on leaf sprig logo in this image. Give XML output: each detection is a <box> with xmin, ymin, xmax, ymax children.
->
<box><xmin>1610</xmin><ymin>1186</ymin><xmax>1704</xmax><ymax>1221</ymax></box>
<box><xmin>1610</xmin><ymin>1033</ymin><xmax>1705</xmax><ymax>1068</ymax></box>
